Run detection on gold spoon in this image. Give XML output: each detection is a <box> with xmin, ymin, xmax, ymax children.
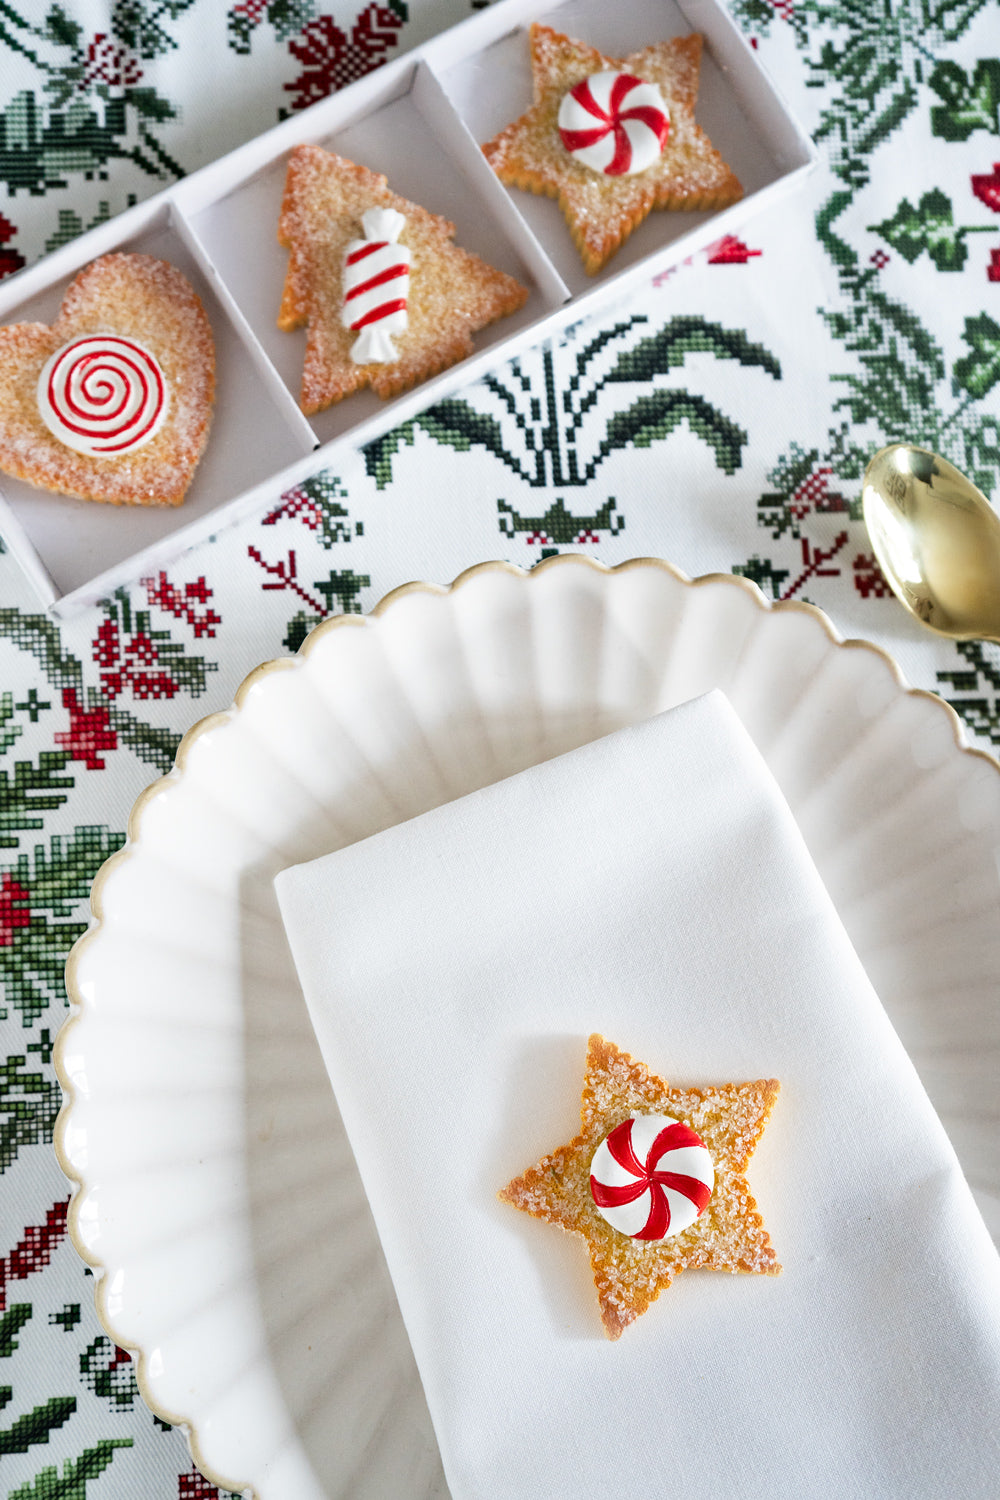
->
<box><xmin>862</xmin><ymin>443</ymin><xmax>1000</xmax><ymax>642</ymax></box>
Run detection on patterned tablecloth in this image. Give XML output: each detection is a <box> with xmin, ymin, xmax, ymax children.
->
<box><xmin>2</xmin><ymin>1</ymin><xmax>999</xmax><ymax>1496</ymax></box>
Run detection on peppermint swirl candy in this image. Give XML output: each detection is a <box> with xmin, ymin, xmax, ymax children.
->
<box><xmin>558</xmin><ymin>70</ymin><xmax>670</xmax><ymax>178</ymax></box>
<box><xmin>37</xmin><ymin>335</ymin><xmax>169</xmax><ymax>457</ymax></box>
<box><xmin>590</xmin><ymin>1114</ymin><xmax>713</xmax><ymax>1241</ymax></box>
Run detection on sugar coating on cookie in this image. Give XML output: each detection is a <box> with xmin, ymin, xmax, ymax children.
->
<box><xmin>500</xmin><ymin>1034</ymin><xmax>779</xmax><ymax>1339</ymax></box>
<box><xmin>0</xmin><ymin>253</ymin><xmax>215</xmax><ymax>507</ymax></box>
<box><xmin>482</xmin><ymin>26</ymin><xmax>743</xmax><ymax>274</ymax></box>
<box><xmin>277</xmin><ymin>144</ymin><xmax>529</xmax><ymax>411</ymax></box>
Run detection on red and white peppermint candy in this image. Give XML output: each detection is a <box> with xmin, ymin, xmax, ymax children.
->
<box><xmin>342</xmin><ymin>207</ymin><xmax>411</xmax><ymax>365</ymax></box>
<box><xmin>558</xmin><ymin>70</ymin><xmax>670</xmax><ymax>178</ymax></box>
<box><xmin>590</xmin><ymin>1114</ymin><xmax>713</xmax><ymax>1241</ymax></box>
<box><xmin>37</xmin><ymin>335</ymin><xmax>168</xmax><ymax>457</ymax></box>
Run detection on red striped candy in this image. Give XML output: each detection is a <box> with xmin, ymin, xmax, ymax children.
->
<box><xmin>590</xmin><ymin>1114</ymin><xmax>713</xmax><ymax>1240</ymax></box>
<box><xmin>558</xmin><ymin>70</ymin><xmax>670</xmax><ymax>178</ymax></box>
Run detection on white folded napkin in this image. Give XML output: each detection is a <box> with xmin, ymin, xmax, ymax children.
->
<box><xmin>275</xmin><ymin>692</ymin><xmax>1000</xmax><ymax>1500</ymax></box>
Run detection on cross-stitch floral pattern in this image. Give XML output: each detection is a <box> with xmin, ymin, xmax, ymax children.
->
<box><xmin>280</xmin><ymin>3</ymin><xmax>409</xmax><ymax>114</ymax></box>
<box><xmin>3</xmin><ymin>0</ymin><xmax>1000</xmax><ymax>1493</ymax></box>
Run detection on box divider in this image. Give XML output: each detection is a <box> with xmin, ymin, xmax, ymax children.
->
<box><xmin>0</xmin><ymin>491</ymin><xmax>59</xmax><ymax>608</ymax></box>
<box><xmin>412</xmin><ymin>60</ymin><xmax>570</xmax><ymax>310</ymax></box>
<box><xmin>168</xmin><ymin>202</ymin><xmax>318</xmax><ymax>456</ymax></box>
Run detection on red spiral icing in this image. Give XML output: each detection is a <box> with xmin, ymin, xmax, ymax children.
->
<box><xmin>38</xmin><ymin>335</ymin><xmax>167</xmax><ymax>456</ymax></box>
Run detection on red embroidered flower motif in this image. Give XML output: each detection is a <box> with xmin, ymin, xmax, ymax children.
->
<box><xmin>971</xmin><ymin>163</ymin><xmax>1000</xmax><ymax>215</ymax></box>
<box><xmin>82</xmin><ymin>34</ymin><xmax>143</xmax><ymax>90</ymax></box>
<box><xmin>989</xmin><ymin>248</ymin><xmax>1000</xmax><ymax>283</ymax></box>
<box><xmin>0</xmin><ymin>874</ymin><xmax>31</xmax><ymax>947</ymax></box>
<box><xmin>178</xmin><ymin>1469</ymin><xmax>229</xmax><ymax>1499</ymax></box>
<box><xmin>231</xmin><ymin>0</ymin><xmax>268</xmax><ymax>21</ymax></box>
<box><xmin>707</xmin><ymin>234</ymin><xmax>762</xmax><ymax>264</ymax></box>
<box><xmin>92</xmin><ymin>619</ymin><xmax>179</xmax><ymax>701</ymax></box>
<box><xmin>870</xmin><ymin>248</ymin><xmax>890</xmax><ymax>270</ymax></box>
<box><xmin>284</xmin><ymin>5</ymin><xmax>406</xmax><ymax>112</ymax></box>
<box><xmin>0</xmin><ymin>214</ymin><xmax>25</xmax><ymax>281</ymax></box>
<box><xmin>263</xmin><ymin>486</ymin><xmax>326</xmax><ymax>534</ymax></box>
<box><xmin>141</xmin><ymin>572</ymin><xmax>221</xmax><ymax>639</ymax></box>
<box><xmin>789</xmin><ymin>467</ymin><xmax>833</xmax><ymax>520</ymax></box>
<box><xmin>55</xmin><ymin>689</ymin><xmax>117</xmax><ymax>770</ymax></box>
<box><xmin>853</xmin><ymin>552</ymin><xmax>892</xmax><ymax>599</ymax></box>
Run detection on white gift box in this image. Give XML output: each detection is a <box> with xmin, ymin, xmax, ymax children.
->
<box><xmin>0</xmin><ymin>0</ymin><xmax>815</xmax><ymax>613</ymax></box>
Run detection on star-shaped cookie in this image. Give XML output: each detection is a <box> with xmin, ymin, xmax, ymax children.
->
<box><xmin>500</xmin><ymin>1035</ymin><xmax>780</xmax><ymax>1339</ymax></box>
<box><xmin>482</xmin><ymin>26</ymin><xmax>743</xmax><ymax>273</ymax></box>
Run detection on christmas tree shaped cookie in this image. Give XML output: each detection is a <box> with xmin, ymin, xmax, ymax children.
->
<box><xmin>500</xmin><ymin>1035</ymin><xmax>780</xmax><ymax>1338</ymax></box>
<box><xmin>482</xmin><ymin>26</ymin><xmax>743</xmax><ymax>273</ymax></box>
<box><xmin>277</xmin><ymin>144</ymin><xmax>528</xmax><ymax>411</ymax></box>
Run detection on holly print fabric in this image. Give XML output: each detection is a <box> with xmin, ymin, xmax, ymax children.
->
<box><xmin>2</xmin><ymin>0</ymin><xmax>1000</xmax><ymax>1495</ymax></box>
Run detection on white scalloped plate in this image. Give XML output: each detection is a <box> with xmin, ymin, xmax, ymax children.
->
<box><xmin>56</xmin><ymin>557</ymin><xmax>1000</xmax><ymax>1499</ymax></box>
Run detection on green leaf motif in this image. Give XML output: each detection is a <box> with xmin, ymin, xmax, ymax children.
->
<box><xmin>44</xmin><ymin>201</ymin><xmax>115</xmax><ymax>257</ymax></box>
<box><xmin>598</xmin><ymin>392</ymin><xmax>747</xmax><ymax>475</ymax></box>
<box><xmin>939</xmin><ymin>642</ymin><xmax>1000</xmax><ymax>747</ymax></box>
<box><xmin>110</xmin><ymin>0</ymin><xmax>197</xmax><ymax>59</ymax></box>
<box><xmin>419</xmin><ymin>401</ymin><xmax>510</xmax><ymax>462</ymax></box>
<box><xmin>268</xmin><ymin>0</ymin><xmax>322</xmax><ymax>41</ymax></box>
<box><xmin>929</xmin><ymin>59</ymin><xmax>1000</xmax><ymax>140</ymax></box>
<box><xmin>126</xmin><ymin>86</ymin><xmax>177</xmax><ymax>122</ymax></box>
<box><xmin>282</xmin><ymin>611</ymin><xmax>323</xmax><ymax>654</ymax></box>
<box><xmin>228</xmin><ymin>0</ymin><xmax>317</xmax><ymax>52</ymax></box>
<box><xmin>8</xmin><ymin>1438</ymin><xmax>133</xmax><ymax>1500</ymax></box>
<box><xmin>604</xmin><ymin>317</ymin><xmax>781</xmax><ymax>384</ymax></box>
<box><xmin>0</xmin><ymin>80</ymin><xmax>184</xmax><ymax>196</ymax></box>
<box><xmin>0</xmin><ymin>694</ymin><xmax>23</xmax><ymax>757</ymax></box>
<box><xmin>15</xmin><ymin>827</ymin><xmax>125</xmax><ymax>920</ymax></box>
<box><xmin>0</xmin><ymin>1055</ymin><xmax>62</xmax><ymax>1171</ymax></box>
<box><xmin>733</xmin><ymin>555</ymin><xmax>791</xmax><ymax>601</ymax></box>
<box><xmin>0</xmin><ymin>752</ymin><xmax>74</xmax><ymax>850</ymax></box>
<box><xmin>497</xmin><ymin>497</ymin><xmax>624</xmax><ymax>544</ymax></box>
<box><xmin>42</xmin><ymin>5</ymin><xmax>82</xmax><ymax>47</ymax></box>
<box><xmin>871</xmin><ymin>189</ymin><xmax>969</xmax><ymax>270</ymax></box>
<box><xmin>0</xmin><ymin>827</ymin><xmax>126</xmax><ymax>1027</ymax></box>
<box><xmin>953</xmin><ymin>314</ymin><xmax>1000</xmax><ymax>398</ymax></box>
<box><xmin>0</xmin><ymin>1397</ymin><xmax>76</xmax><ymax>1456</ymax></box>
<box><xmin>362</xmin><ymin>421</ymin><xmax>415</xmax><ymax>489</ymax></box>
<box><xmin>0</xmin><ymin>1307</ymin><xmax>33</xmax><ymax>1360</ymax></box>
<box><xmin>313</xmin><ymin>569</ymin><xmax>370</xmax><ymax>615</ymax></box>
<box><xmin>0</xmin><ymin>610</ymin><xmax>83</xmax><ymax>698</ymax></box>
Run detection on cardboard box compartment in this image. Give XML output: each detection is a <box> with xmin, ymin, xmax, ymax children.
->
<box><xmin>0</xmin><ymin>0</ymin><xmax>815</xmax><ymax>613</ymax></box>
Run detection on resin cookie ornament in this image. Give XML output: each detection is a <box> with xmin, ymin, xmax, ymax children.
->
<box><xmin>500</xmin><ymin>1035</ymin><xmax>780</xmax><ymax>1338</ymax></box>
<box><xmin>277</xmin><ymin>144</ymin><xmax>529</xmax><ymax>411</ymax></box>
<box><xmin>482</xmin><ymin>25</ymin><xmax>743</xmax><ymax>273</ymax></box>
<box><xmin>0</xmin><ymin>253</ymin><xmax>215</xmax><ymax>506</ymax></box>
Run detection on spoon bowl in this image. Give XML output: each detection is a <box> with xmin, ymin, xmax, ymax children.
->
<box><xmin>862</xmin><ymin>444</ymin><xmax>1000</xmax><ymax>642</ymax></box>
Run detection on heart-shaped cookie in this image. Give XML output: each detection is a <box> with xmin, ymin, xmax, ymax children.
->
<box><xmin>0</xmin><ymin>252</ymin><xmax>215</xmax><ymax>506</ymax></box>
